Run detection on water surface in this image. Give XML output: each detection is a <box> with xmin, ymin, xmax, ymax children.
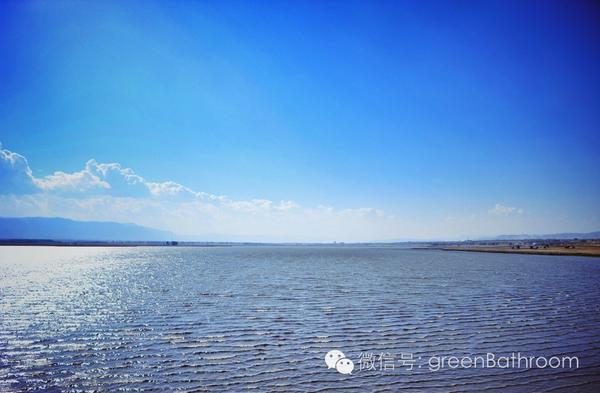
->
<box><xmin>1</xmin><ymin>246</ymin><xmax>599</xmax><ymax>392</ymax></box>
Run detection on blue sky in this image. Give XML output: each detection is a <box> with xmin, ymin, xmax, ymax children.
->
<box><xmin>1</xmin><ymin>0</ymin><xmax>599</xmax><ymax>241</ymax></box>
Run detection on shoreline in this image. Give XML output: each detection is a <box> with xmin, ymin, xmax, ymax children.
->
<box><xmin>2</xmin><ymin>240</ymin><xmax>599</xmax><ymax>257</ymax></box>
<box><xmin>439</xmin><ymin>246</ymin><xmax>600</xmax><ymax>258</ymax></box>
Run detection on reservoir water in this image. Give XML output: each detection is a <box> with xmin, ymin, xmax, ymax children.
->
<box><xmin>1</xmin><ymin>246</ymin><xmax>599</xmax><ymax>392</ymax></box>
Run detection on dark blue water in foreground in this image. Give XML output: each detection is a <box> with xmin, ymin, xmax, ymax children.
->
<box><xmin>1</xmin><ymin>246</ymin><xmax>599</xmax><ymax>392</ymax></box>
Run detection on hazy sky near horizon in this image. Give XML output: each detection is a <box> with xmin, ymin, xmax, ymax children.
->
<box><xmin>1</xmin><ymin>0</ymin><xmax>599</xmax><ymax>241</ymax></box>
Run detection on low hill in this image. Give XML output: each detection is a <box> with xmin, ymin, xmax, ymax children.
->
<box><xmin>0</xmin><ymin>217</ymin><xmax>173</xmax><ymax>241</ymax></box>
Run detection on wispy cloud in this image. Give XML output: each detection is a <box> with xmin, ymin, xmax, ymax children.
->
<box><xmin>0</xmin><ymin>145</ymin><xmax>38</xmax><ymax>194</ymax></box>
<box><xmin>488</xmin><ymin>203</ymin><xmax>524</xmax><ymax>216</ymax></box>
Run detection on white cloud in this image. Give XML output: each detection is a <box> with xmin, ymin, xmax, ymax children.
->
<box><xmin>488</xmin><ymin>203</ymin><xmax>524</xmax><ymax>216</ymax></box>
<box><xmin>1</xmin><ymin>150</ymin><xmax>209</xmax><ymax>200</ymax></box>
<box><xmin>0</xmin><ymin>145</ymin><xmax>403</xmax><ymax>241</ymax></box>
<box><xmin>146</xmin><ymin>180</ymin><xmax>197</xmax><ymax>198</ymax></box>
<box><xmin>89</xmin><ymin>160</ymin><xmax>148</xmax><ymax>196</ymax></box>
<box><xmin>226</xmin><ymin>199</ymin><xmax>299</xmax><ymax>213</ymax></box>
<box><xmin>0</xmin><ymin>145</ymin><xmax>38</xmax><ymax>194</ymax></box>
<box><xmin>34</xmin><ymin>160</ymin><xmax>111</xmax><ymax>193</ymax></box>
<box><xmin>0</xmin><ymin>192</ymin><xmax>400</xmax><ymax>242</ymax></box>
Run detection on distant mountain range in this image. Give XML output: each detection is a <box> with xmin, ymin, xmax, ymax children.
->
<box><xmin>0</xmin><ymin>217</ymin><xmax>173</xmax><ymax>241</ymax></box>
<box><xmin>0</xmin><ymin>216</ymin><xmax>598</xmax><ymax>243</ymax></box>
<box><xmin>494</xmin><ymin>231</ymin><xmax>600</xmax><ymax>240</ymax></box>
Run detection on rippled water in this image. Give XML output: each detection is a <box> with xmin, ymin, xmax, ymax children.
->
<box><xmin>1</xmin><ymin>246</ymin><xmax>599</xmax><ymax>392</ymax></box>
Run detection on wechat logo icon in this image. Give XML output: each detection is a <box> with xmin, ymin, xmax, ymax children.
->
<box><xmin>325</xmin><ymin>349</ymin><xmax>354</xmax><ymax>375</ymax></box>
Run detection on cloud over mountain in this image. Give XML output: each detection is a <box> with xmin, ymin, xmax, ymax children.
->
<box><xmin>0</xmin><ymin>144</ymin><xmax>398</xmax><ymax>241</ymax></box>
